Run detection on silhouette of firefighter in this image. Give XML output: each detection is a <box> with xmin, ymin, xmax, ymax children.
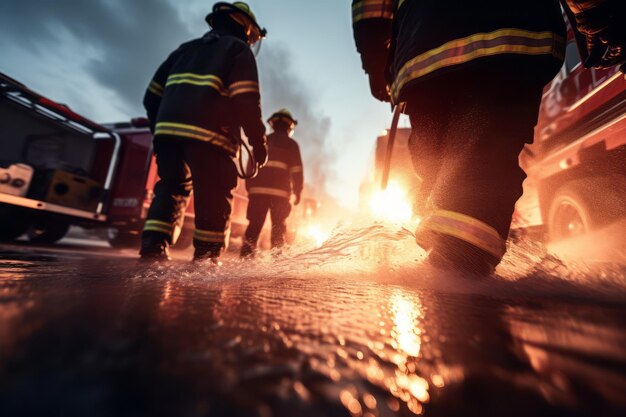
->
<box><xmin>140</xmin><ymin>2</ymin><xmax>268</xmax><ymax>262</ymax></box>
<box><xmin>352</xmin><ymin>0</ymin><xmax>626</xmax><ymax>275</ymax></box>
<box><xmin>240</xmin><ymin>109</ymin><xmax>304</xmax><ymax>257</ymax></box>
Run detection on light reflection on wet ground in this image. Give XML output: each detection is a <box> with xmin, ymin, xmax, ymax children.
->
<box><xmin>0</xmin><ymin>226</ymin><xmax>626</xmax><ymax>417</ymax></box>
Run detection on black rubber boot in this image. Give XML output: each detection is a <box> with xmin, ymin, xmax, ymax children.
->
<box><xmin>139</xmin><ymin>231</ymin><xmax>171</xmax><ymax>262</ymax></box>
<box><xmin>194</xmin><ymin>242</ymin><xmax>223</xmax><ymax>264</ymax></box>
<box><xmin>419</xmin><ymin>233</ymin><xmax>499</xmax><ymax>276</ymax></box>
<box><xmin>239</xmin><ymin>241</ymin><xmax>256</xmax><ymax>259</ymax></box>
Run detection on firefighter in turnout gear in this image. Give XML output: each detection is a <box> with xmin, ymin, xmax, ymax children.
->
<box><xmin>352</xmin><ymin>0</ymin><xmax>567</xmax><ymax>274</ymax></box>
<box><xmin>240</xmin><ymin>109</ymin><xmax>304</xmax><ymax>257</ymax></box>
<box><xmin>140</xmin><ymin>2</ymin><xmax>268</xmax><ymax>262</ymax></box>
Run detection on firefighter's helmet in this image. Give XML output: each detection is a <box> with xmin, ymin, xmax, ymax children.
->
<box><xmin>268</xmin><ymin>108</ymin><xmax>298</xmax><ymax>128</ymax></box>
<box><xmin>206</xmin><ymin>2</ymin><xmax>267</xmax><ymax>45</ymax></box>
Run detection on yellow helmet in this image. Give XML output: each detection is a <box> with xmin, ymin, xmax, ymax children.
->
<box><xmin>268</xmin><ymin>108</ymin><xmax>298</xmax><ymax>127</ymax></box>
<box><xmin>206</xmin><ymin>2</ymin><xmax>267</xmax><ymax>45</ymax></box>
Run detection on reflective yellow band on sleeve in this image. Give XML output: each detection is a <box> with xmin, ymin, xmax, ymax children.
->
<box><xmin>289</xmin><ymin>166</ymin><xmax>303</xmax><ymax>174</ymax></box>
<box><xmin>419</xmin><ymin>210</ymin><xmax>506</xmax><ymax>259</ymax></box>
<box><xmin>265</xmin><ymin>161</ymin><xmax>289</xmax><ymax>170</ymax></box>
<box><xmin>228</xmin><ymin>81</ymin><xmax>260</xmax><ymax>97</ymax></box>
<box><xmin>154</xmin><ymin>122</ymin><xmax>237</xmax><ymax>154</ymax></box>
<box><xmin>391</xmin><ymin>29</ymin><xmax>565</xmax><ymax>103</ymax></box>
<box><xmin>165</xmin><ymin>73</ymin><xmax>225</xmax><ymax>93</ymax></box>
<box><xmin>248</xmin><ymin>187</ymin><xmax>291</xmax><ymax>199</ymax></box>
<box><xmin>352</xmin><ymin>0</ymin><xmax>394</xmax><ymax>24</ymax></box>
<box><xmin>148</xmin><ymin>81</ymin><xmax>163</xmax><ymax>97</ymax></box>
<box><xmin>194</xmin><ymin>229</ymin><xmax>229</xmax><ymax>244</ymax></box>
<box><xmin>143</xmin><ymin>219</ymin><xmax>174</xmax><ymax>235</ymax></box>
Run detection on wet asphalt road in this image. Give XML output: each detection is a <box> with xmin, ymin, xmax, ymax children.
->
<box><xmin>1</xmin><ymin>234</ymin><xmax>626</xmax><ymax>417</ymax></box>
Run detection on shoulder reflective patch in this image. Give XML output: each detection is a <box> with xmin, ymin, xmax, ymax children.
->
<box><xmin>352</xmin><ymin>0</ymin><xmax>394</xmax><ymax>24</ymax></box>
<box><xmin>289</xmin><ymin>166</ymin><xmax>303</xmax><ymax>174</ymax></box>
<box><xmin>154</xmin><ymin>122</ymin><xmax>236</xmax><ymax>155</ymax></box>
<box><xmin>391</xmin><ymin>29</ymin><xmax>565</xmax><ymax>103</ymax></box>
<box><xmin>248</xmin><ymin>187</ymin><xmax>290</xmax><ymax>199</ymax></box>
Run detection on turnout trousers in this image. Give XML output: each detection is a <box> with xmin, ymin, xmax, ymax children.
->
<box><xmin>407</xmin><ymin>64</ymin><xmax>546</xmax><ymax>272</ymax></box>
<box><xmin>141</xmin><ymin>137</ymin><xmax>237</xmax><ymax>259</ymax></box>
<box><xmin>240</xmin><ymin>195</ymin><xmax>291</xmax><ymax>256</ymax></box>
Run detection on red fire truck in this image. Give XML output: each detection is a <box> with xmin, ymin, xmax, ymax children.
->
<box><xmin>514</xmin><ymin>37</ymin><xmax>626</xmax><ymax>242</ymax></box>
<box><xmin>0</xmin><ymin>72</ymin><xmax>249</xmax><ymax>248</ymax></box>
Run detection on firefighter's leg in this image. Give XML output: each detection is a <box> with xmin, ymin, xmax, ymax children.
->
<box><xmin>241</xmin><ymin>195</ymin><xmax>270</xmax><ymax>257</ymax></box>
<box><xmin>184</xmin><ymin>142</ymin><xmax>238</xmax><ymax>262</ymax></box>
<box><xmin>407</xmin><ymin>99</ymin><xmax>449</xmax><ymax>218</ymax></box>
<box><xmin>412</xmin><ymin>68</ymin><xmax>545</xmax><ymax>274</ymax></box>
<box><xmin>269</xmin><ymin>197</ymin><xmax>291</xmax><ymax>249</ymax></box>
<box><xmin>140</xmin><ymin>139</ymin><xmax>192</xmax><ymax>260</ymax></box>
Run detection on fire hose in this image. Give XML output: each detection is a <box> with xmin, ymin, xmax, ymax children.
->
<box><xmin>380</xmin><ymin>103</ymin><xmax>405</xmax><ymax>191</ymax></box>
<box><xmin>236</xmin><ymin>137</ymin><xmax>259</xmax><ymax>180</ymax></box>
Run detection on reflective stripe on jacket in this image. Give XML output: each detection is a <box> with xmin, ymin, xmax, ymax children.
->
<box><xmin>143</xmin><ymin>30</ymin><xmax>265</xmax><ymax>156</ymax></box>
<box><xmin>246</xmin><ymin>131</ymin><xmax>304</xmax><ymax>200</ymax></box>
<box><xmin>352</xmin><ymin>0</ymin><xmax>566</xmax><ymax>104</ymax></box>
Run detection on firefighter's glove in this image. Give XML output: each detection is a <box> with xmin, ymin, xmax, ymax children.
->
<box><xmin>368</xmin><ymin>72</ymin><xmax>390</xmax><ymax>102</ymax></box>
<box><xmin>573</xmin><ymin>1</ymin><xmax>626</xmax><ymax>68</ymax></box>
<box><xmin>253</xmin><ymin>142</ymin><xmax>268</xmax><ymax>169</ymax></box>
<box><xmin>293</xmin><ymin>193</ymin><xmax>301</xmax><ymax>206</ymax></box>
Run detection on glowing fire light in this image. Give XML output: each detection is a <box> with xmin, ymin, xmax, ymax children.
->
<box><xmin>369</xmin><ymin>181</ymin><xmax>413</xmax><ymax>223</ymax></box>
<box><xmin>306</xmin><ymin>224</ymin><xmax>329</xmax><ymax>247</ymax></box>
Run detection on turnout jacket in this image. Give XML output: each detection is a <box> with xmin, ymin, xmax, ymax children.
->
<box><xmin>246</xmin><ymin>131</ymin><xmax>303</xmax><ymax>200</ymax></box>
<box><xmin>144</xmin><ymin>30</ymin><xmax>265</xmax><ymax>157</ymax></box>
<box><xmin>352</xmin><ymin>0</ymin><xmax>567</xmax><ymax>104</ymax></box>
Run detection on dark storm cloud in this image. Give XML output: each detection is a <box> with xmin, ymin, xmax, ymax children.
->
<box><xmin>258</xmin><ymin>46</ymin><xmax>336</xmax><ymax>191</ymax></box>
<box><xmin>0</xmin><ymin>0</ymin><xmax>194</xmax><ymax>114</ymax></box>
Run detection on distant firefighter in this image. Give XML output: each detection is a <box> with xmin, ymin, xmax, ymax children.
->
<box><xmin>140</xmin><ymin>2</ymin><xmax>268</xmax><ymax>262</ymax></box>
<box><xmin>352</xmin><ymin>0</ymin><xmax>625</xmax><ymax>274</ymax></box>
<box><xmin>241</xmin><ymin>109</ymin><xmax>304</xmax><ymax>257</ymax></box>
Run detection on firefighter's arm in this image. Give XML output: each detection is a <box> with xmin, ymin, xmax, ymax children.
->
<box><xmin>228</xmin><ymin>46</ymin><xmax>267</xmax><ymax>165</ymax></box>
<box><xmin>561</xmin><ymin>0</ymin><xmax>626</xmax><ymax>69</ymax></box>
<box><xmin>352</xmin><ymin>0</ymin><xmax>394</xmax><ymax>102</ymax></box>
<box><xmin>289</xmin><ymin>142</ymin><xmax>304</xmax><ymax>205</ymax></box>
<box><xmin>143</xmin><ymin>50</ymin><xmax>178</xmax><ymax>132</ymax></box>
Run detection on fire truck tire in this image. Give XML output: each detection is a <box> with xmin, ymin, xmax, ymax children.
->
<box><xmin>547</xmin><ymin>177</ymin><xmax>626</xmax><ymax>243</ymax></box>
<box><xmin>0</xmin><ymin>205</ymin><xmax>31</xmax><ymax>241</ymax></box>
<box><xmin>107</xmin><ymin>228</ymin><xmax>141</xmax><ymax>249</ymax></box>
<box><xmin>172</xmin><ymin>226</ymin><xmax>193</xmax><ymax>250</ymax></box>
<box><xmin>27</xmin><ymin>218</ymin><xmax>70</xmax><ymax>244</ymax></box>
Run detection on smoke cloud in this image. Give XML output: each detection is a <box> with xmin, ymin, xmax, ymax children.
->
<box><xmin>258</xmin><ymin>45</ymin><xmax>336</xmax><ymax>192</ymax></box>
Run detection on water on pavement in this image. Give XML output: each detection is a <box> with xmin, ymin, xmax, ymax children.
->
<box><xmin>1</xmin><ymin>223</ymin><xmax>625</xmax><ymax>417</ymax></box>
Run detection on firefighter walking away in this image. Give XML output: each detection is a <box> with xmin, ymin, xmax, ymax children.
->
<box><xmin>140</xmin><ymin>1</ymin><xmax>268</xmax><ymax>262</ymax></box>
<box><xmin>241</xmin><ymin>109</ymin><xmax>304</xmax><ymax>257</ymax></box>
<box><xmin>352</xmin><ymin>0</ymin><xmax>625</xmax><ymax>275</ymax></box>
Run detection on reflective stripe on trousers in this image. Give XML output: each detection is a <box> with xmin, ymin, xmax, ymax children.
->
<box><xmin>418</xmin><ymin>210</ymin><xmax>506</xmax><ymax>259</ymax></box>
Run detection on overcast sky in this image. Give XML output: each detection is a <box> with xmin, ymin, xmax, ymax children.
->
<box><xmin>0</xmin><ymin>0</ymin><xmax>397</xmax><ymax>208</ymax></box>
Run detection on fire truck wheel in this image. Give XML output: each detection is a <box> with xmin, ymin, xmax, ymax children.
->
<box><xmin>27</xmin><ymin>218</ymin><xmax>70</xmax><ymax>244</ymax></box>
<box><xmin>0</xmin><ymin>205</ymin><xmax>31</xmax><ymax>241</ymax></box>
<box><xmin>172</xmin><ymin>226</ymin><xmax>193</xmax><ymax>250</ymax></box>
<box><xmin>547</xmin><ymin>177</ymin><xmax>626</xmax><ymax>243</ymax></box>
<box><xmin>107</xmin><ymin>228</ymin><xmax>141</xmax><ymax>249</ymax></box>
